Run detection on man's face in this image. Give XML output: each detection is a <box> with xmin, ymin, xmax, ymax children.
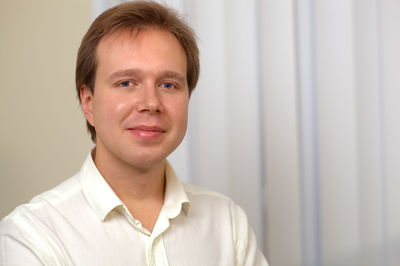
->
<box><xmin>81</xmin><ymin>28</ymin><xmax>189</xmax><ymax>169</ymax></box>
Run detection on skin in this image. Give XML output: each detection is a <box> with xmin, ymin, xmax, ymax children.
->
<box><xmin>80</xmin><ymin>28</ymin><xmax>189</xmax><ymax>231</ymax></box>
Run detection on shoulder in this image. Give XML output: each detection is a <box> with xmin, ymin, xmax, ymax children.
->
<box><xmin>0</xmin><ymin>174</ymin><xmax>83</xmax><ymax>264</ymax></box>
<box><xmin>183</xmin><ymin>183</ymin><xmax>231</xmax><ymax>200</ymax></box>
<box><xmin>183</xmin><ymin>183</ymin><xmax>248</xmax><ymax>224</ymax></box>
<box><xmin>183</xmin><ymin>183</ymin><xmax>236</xmax><ymax>209</ymax></box>
<box><xmin>181</xmin><ymin>184</ymin><xmax>268</xmax><ymax>265</ymax></box>
<box><xmin>1</xmin><ymin>174</ymin><xmax>81</xmax><ymax>227</ymax></box>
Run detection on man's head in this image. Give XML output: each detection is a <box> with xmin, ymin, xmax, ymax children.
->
<box><xmin>76</xmin><ymin>1</ymin><xmax>199</xmax><ymax>142</ymax></box>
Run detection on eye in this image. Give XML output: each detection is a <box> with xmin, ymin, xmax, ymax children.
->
<box><xmin>161</xmin><ymin>82</ymin><xmax>175</xmax><ymax>89</ymax></box>
<box><xmin>120</xmin><ymin>81</ymin><xmax>133</xmax><ymax>87</ymax></box>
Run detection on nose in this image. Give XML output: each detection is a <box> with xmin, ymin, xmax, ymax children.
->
<box><xmin>136</xmin><ymin>85</ymin><xmax>163</xmax><ymax>114</ymax></box>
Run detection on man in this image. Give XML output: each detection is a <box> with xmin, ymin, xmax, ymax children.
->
<box><xmin>0</xmin><ymin>1</ymin><xmax>268</xmax><ymax>265</ymax></box>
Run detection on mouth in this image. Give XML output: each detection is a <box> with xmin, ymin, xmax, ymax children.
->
<box><xmin>127</xmin><ymin>125</ymin><xmax>166</xmax><ymax>139</ymax></box>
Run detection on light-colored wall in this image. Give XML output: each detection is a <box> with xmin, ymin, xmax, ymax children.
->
<box><xmin>0</xmin><ymin>0</ymin><xmax>93</xmax><ymax>218</ymax></box>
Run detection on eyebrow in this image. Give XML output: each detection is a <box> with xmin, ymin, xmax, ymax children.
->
<box><xmin>161</xmin><ymin>70</ymin><xmax>186</xmax><ymax>83</ymax></box>
<box><xmin>109</xmin><ymin>69</ymin><xmax>142</xmax><ymax>81</ymax></box>
<box><xmin>109</xmin><ymin>68</ymin><xmax>186</xmax><ymax>83</ymax></box>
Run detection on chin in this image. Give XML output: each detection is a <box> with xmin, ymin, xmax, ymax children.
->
<box><xmin>124</xmin><ymin>153</ymin><xmax>167</xmax><ymax>169</ymax></box>
<box><xmin>121</xmin><ymin>141</ymin><xmax>181</xmax><ymax>169</ymax></box>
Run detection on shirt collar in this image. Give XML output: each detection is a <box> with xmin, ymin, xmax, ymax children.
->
<box><xmin>163</xmin><ymin>161</ymin><xmax>190</xmax><ymax>219</ymax></box>
<box><xmin>79</xmin><ymin>151</ymin><xmax>124</xmax><ymax>221</ymax></box>
<box><xmin>78</xmin><ymin>151</ymin><xmax>190</xmax><ymax>222</ymax></box>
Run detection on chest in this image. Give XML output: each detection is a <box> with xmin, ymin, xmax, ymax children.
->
<box><xmin>48</xmin><ymin>213</ymin><xmax>236</xmax><ymax>266</ymax></box>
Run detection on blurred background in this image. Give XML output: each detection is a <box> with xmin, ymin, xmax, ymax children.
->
<box><xmin>1</xmin><ymin>0</ymin><xmax>399</xmax><ymax>265</ymax></box>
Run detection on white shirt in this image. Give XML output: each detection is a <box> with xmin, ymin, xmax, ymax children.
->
<box><xmin>0</xmin><ymin>152</ymin><xmax>268</xmax><ymax>266</ymax></box>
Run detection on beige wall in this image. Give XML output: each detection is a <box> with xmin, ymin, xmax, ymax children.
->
<box><xmin>0</xmin><ymin>0</ymin><xmax>93</xmax><ymax>218</ymax></box>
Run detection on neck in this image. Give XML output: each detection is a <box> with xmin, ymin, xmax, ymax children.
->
<box><xmin>92</xmin><ymin>147</ymin><xmax>166</xmax><ymax>232</ymax></box>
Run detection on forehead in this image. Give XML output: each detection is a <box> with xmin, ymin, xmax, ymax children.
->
<box><xmin>94</xmin><ymin>28</ymin><xmax>187</xmax><ymax>77</ymax></box>
<box><xmin>97</xmin><ymin>28</ymin><xmax>185</xmax><ymax>61</ymax></box>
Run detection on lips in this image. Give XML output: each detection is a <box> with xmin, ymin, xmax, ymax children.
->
<box><xmin>127</xmin><ymin>125</ymin><xmax>166</xmax><ymax>139</ymax></box>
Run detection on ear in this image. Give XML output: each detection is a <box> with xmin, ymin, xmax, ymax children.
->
<box><xmin>80</xmin><ymin>85</ymin><xmax>95</xmax><ymax>127</ymax></box>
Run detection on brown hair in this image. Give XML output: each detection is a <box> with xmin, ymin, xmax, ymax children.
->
<box><xmin>75</xmin><ymin>0</ymin><xmax>199</xmax><ymax>142</ymax></box>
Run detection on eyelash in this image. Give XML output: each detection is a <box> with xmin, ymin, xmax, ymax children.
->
<box><xmin>119</xmin><ymin>81</ymin><xmax>134</xmax><ymax>87</ymax></box>
<box><xmin>160</xmin><ymin>82</ymin><xmax>177</xmax><ymax>90</ymax></box>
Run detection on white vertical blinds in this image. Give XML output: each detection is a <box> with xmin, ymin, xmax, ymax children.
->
<box><xmin>93</xmin><ymin>0</ymin><xmax>400</xmax><ymax>265</ymax></box>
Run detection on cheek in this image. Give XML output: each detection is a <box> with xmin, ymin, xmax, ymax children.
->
<box><xmin>116</xmin><ymin>101</ymin><xmax>128</xmax><ymax>112</ymax></box>
<box><xmin>173</xmin><ymin>99</ymin><xmax>189</xmax><ymax>128</ymax></box>
<box><xmin>92</xmin><ymin>95</ymin><xmax>132</xmax><ymax>126</ymax></box>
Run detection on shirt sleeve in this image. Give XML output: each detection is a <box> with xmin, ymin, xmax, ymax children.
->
<box><xmin>0</xmin><ymin>216</ymin><xmax>67</xmax><ymax>266</ymax></box>
<box><xmin>0</xmin><ymin>219</ymin><xmax>45</xmax><ymax>265</ymax></box>
<box><xmin>0</xmin><ymin>232</ymin><xmax>44</xmax><ymax>265</ymax></box>
<box><xmin>231</xmin><ymin>203</ymin><xmax>269</xmax><ymax>266</ymax></box>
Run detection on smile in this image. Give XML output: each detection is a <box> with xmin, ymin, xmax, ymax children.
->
<box><xmin>127</xmin><ymin>125</ymin><xmax>166</xmax><ymax>139</ymax></box>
